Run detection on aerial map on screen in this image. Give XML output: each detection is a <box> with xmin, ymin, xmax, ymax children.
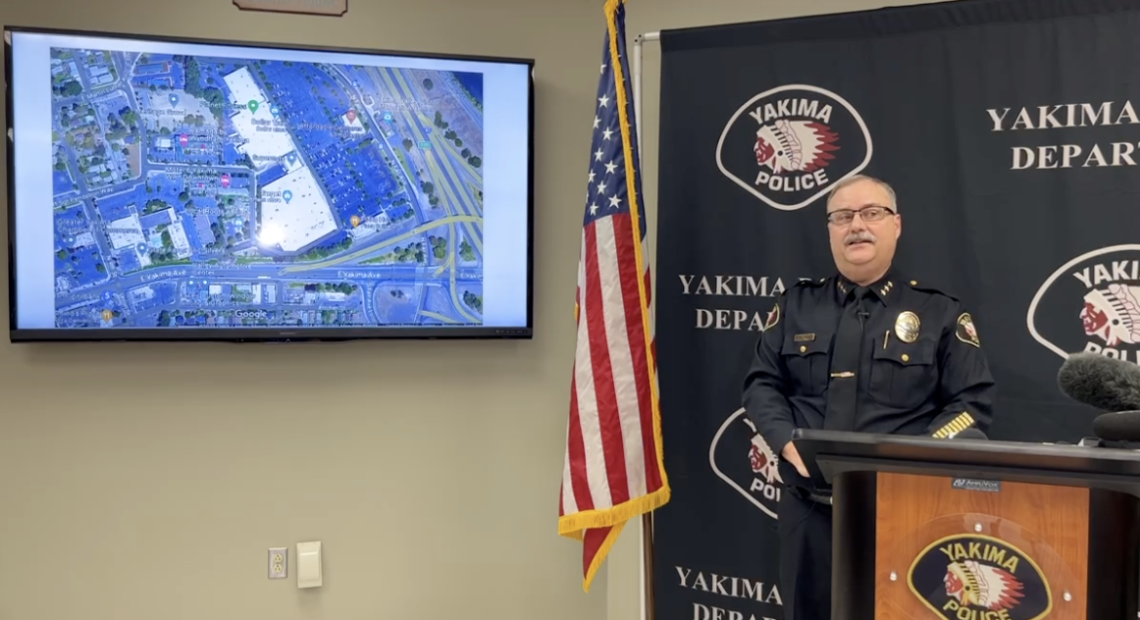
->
<box><xmin>48</xmin><ymin>48</ymin><xmax>485</xmax><ymax>328</ymax></box>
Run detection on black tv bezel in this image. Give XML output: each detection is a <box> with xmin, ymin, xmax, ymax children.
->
<box><xmin>4</xmin><ymin>25</ymin><xmax>535</xmax><ymax>343</ymax></box>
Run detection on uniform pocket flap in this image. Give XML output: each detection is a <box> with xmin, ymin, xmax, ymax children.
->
<box><xmin>782</xmin><ymin>329</ymin><xmax>834</xmax><ymax>356</ymax></box>
<box><xmin>872</xmin><ymin>337</ymin><xmax>935</xmax><ymax>366</ymax></box>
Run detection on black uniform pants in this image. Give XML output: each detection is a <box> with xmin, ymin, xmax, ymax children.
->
<box><xmin>778</xmin><ymin>488</ymin><xmax>833</xmax><ymax>620</ymax></box>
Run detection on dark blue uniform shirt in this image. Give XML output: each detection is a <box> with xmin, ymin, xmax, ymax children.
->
<box><xmin>741</xmin><ymin>270</ymin><xmax>996</xmax><ymax>488</ymax></box>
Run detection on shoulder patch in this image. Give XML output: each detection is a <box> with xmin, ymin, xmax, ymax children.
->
<box><xmin>956</xmin><ymin>312</ymin><xmax>980</xmax><ymax>348</ymax></box>
<box><xmin>764</xmin><ymin>302</ymin><xmax>781</xmax><ymax>330</ymax></box>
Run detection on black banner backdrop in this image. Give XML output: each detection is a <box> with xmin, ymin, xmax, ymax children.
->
<box><xmin>651</xmin><ymin>1</ymin><xmax>1140</xmax><ymax>619</ymax></box>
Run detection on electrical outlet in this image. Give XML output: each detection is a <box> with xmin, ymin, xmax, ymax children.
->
<box><xmin>268</xmin><ymin>547</ymin><xmax>288</xmax><ymax>579</ymax></box>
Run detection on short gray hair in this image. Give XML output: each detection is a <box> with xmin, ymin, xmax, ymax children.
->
<box><xmin>826</xmin><ymin>174</ymin><xmax>897</xmax><ymax>211</ymax></box>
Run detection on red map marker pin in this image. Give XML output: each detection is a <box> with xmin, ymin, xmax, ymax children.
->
<box><xmin>221</xmin><ymin>174</ymin><xmax>230</xmax><ymax>188</ymax></box>
<box><xmin>346</xmin><ymin>109</ymin><xmax>357</xmax><ymax>122</ymax></box>
<box><xmin>179</xmin><ymin>134</ymin><xmax>189</xmax><ymax>147</ymax></box>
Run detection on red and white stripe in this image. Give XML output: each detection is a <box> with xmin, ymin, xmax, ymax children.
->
<box><xmin>561</xmin><ymin>212</ymin><xmax>663</xmax><ymax>519</ymax></box>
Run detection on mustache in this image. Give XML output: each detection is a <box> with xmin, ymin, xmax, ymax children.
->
<box><xmin>844</xmin><ymin>231</ymin><xmax>877</xmax><ymax>246</ymax></box>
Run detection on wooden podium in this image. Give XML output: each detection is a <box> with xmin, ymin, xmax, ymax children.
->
<box><xmin>792</xmin><ymin>429</ymin><xmax>1140</xmax><ymax>620</ymax></box>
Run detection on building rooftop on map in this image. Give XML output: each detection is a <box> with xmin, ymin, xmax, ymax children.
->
<box><xmin>165</xmin><ymin>220</ymin><xmax>192</xmax><ymax>259</ymax></box>
<box><xmin>258</xmin><ymin>166</ymin><xmax>339</xmax><ymax>254</ymax></box>
<box><xmin>223</xmin><ymin>66</ymin><xmax>296</xmax><ymax>163</ymax></box>
<box><xmin>107</xmin><ymin>213</ymin><xmax>146</xmax><ymax>250</ymax></box>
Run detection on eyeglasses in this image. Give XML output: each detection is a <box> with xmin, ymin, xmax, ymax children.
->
<box><xmin>826</xmin><ymin>205</ymin><xmax>896</xmax><ymax>226</ymax></box>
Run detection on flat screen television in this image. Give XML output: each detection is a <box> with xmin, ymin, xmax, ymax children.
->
<box><xmin>4</xmin><ymin>26</ymin><xmax>534</xmax><ymax>342</ymax></box>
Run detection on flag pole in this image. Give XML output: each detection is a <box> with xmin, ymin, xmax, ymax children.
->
<box><xmin>631</xmin><ymin>31</ymin><xmax>659</xmax><ymax>157</ymax></box>
<box><xmin>632</xmin><ymin>28</ymin><xmax>660</xmax><ymax>620</ymax></box>
<box><xmin>641</xmin><ymin>513</ymin><xmax>655</xmax><ymax>620</ymax></box>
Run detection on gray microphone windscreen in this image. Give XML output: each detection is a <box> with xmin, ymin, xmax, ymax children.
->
<box><xmin>953</xmin><ymin>428</ymin><xmax>988</xmax><ymax>440</ymax></box>
<box><xmin>1057</xmin><ymin>353</ymin><xmax>1140</xmax><ymax>412</ymax></box>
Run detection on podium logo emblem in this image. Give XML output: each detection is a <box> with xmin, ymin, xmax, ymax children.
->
<box><xmin>1028</xmin><ymin>244</ymin><xmax>1140</xmax><ymax>362</ymax></box>
<box><xmin>709</xmin><ymin>408</ymin><xmax>782</xmax><ymax>520</ymax></box>
<box><xmin>715</xmin><ymin>84</ymin><xmax>873</xmax><ymax>211</ymax></box>
<box><xmin>908</xmin><ymin>534</ymin><xmax>1052</xmax><ymax>620</ymax></box>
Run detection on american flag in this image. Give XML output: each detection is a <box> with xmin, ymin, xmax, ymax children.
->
<box><xmin>558</xmin><ymin>0</ymin><xmax>670</xmax><ymax>594</ymax></box>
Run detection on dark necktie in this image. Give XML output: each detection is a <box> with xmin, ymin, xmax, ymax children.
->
<box><xmin>824</xmin><ymin>286</ymin><xmax>870</xmax><ymax>432</ymax></box>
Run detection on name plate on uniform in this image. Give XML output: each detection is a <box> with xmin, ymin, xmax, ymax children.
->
<box><xmin>951</xmin><ymin>478</ymin><xmax>1001</xmax><ymax>493</ymax></box>
<box><xmin>233</xmin><ymin>0</ymin><xmax>347</xmax><ymax>16</ymax></box>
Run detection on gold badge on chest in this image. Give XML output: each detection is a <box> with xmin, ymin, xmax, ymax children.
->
<box><xmin>894</xmin><ymin>311</ymin><xmax>921</xmax><ymax>343</ymax></box>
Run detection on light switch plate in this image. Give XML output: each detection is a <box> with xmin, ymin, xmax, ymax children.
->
<box><xmin>296</xmin><ymin>541</ymin><xmax>322</xmax><ymax>588</ymax></box>
<box><xmin>268</xmin><ymin>547</ymin><xmax>287</xmax><ymax>579</ymax></box>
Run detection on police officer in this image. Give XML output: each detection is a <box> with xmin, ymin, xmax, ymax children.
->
<box><xmin>740</xmin><ymin>174</ymin><xmax>996</xmax><ymax>620</ymax></box>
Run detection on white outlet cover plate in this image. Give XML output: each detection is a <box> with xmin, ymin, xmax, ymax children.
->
<box><xmin>268</xmin><ymin>547</ymin><xmax>288</xmax><ymax>579</ymax></box>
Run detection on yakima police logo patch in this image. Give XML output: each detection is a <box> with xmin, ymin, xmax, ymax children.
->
<box><xmin>908</xmin><ymin>534</ymin><xmax>1052</xmax><ymax>620</ymax></box>
<box><xmin>764</xmin><ymin>302</ymin><xmax>780</xmax><ymax>330</ymax></box>
<box><xmin>957</xmin><ymin>313</ymin><xmax>981</xmax><ymax>348</ymax></box>
<box><xmin>715</xmin><ymin>84</ymin><xmax>873</xmax><ymax>211</ymax></box>
<box><xmin>710</xmin><ymin>407</ymin><xmax>782</xmax><ymax>520</ymax></box>
<box><xmin>1028</xmin><ymin>244</ymin><xmax>1140</xmax><ymax>362</ymax></box>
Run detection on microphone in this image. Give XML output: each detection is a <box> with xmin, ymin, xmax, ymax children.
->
<box><xmin>1057</xmin><ymin>353</ymin><xmax>1140</xmax><ymax>443</ymax></box>
<box><xmin>952</xmin><ymin>428</ymin><xmax>988</xmax><ymax>440</ymax></box>
<box><xmin>1091</xmin><ymin>410</ymin><xmax>1140</xmax><ymax>442</ymax></box>
<box><xmin>1057</xmin><ymin>352</ymin><xmax>1140</xmax><ymax>412</ymax></box>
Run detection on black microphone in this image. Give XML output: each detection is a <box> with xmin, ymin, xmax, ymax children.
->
<box><xmin>1091</xmin><ymin>410</ymin><xmax>1140</xmax><ymax>442</ymax></box>
<box><xmin>952</xmin><ymin>428</ymin><xmax>988</xmax><ymax>440</ymax></box>
<box><xmin>1057</xmin><ymin>352</ymin><xmax>1140</xmax><ymax>412</ymax></box>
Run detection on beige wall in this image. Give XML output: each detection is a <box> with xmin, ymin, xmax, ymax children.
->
<box><xmin>0</xmin><ymin>0</ymin><xmax>601</xmax><ymax>618</ymax></box>
<box><xmin>0</xmin><ymin>0</ymin><xmax>952</xmax><ymax>619</ymax></box>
